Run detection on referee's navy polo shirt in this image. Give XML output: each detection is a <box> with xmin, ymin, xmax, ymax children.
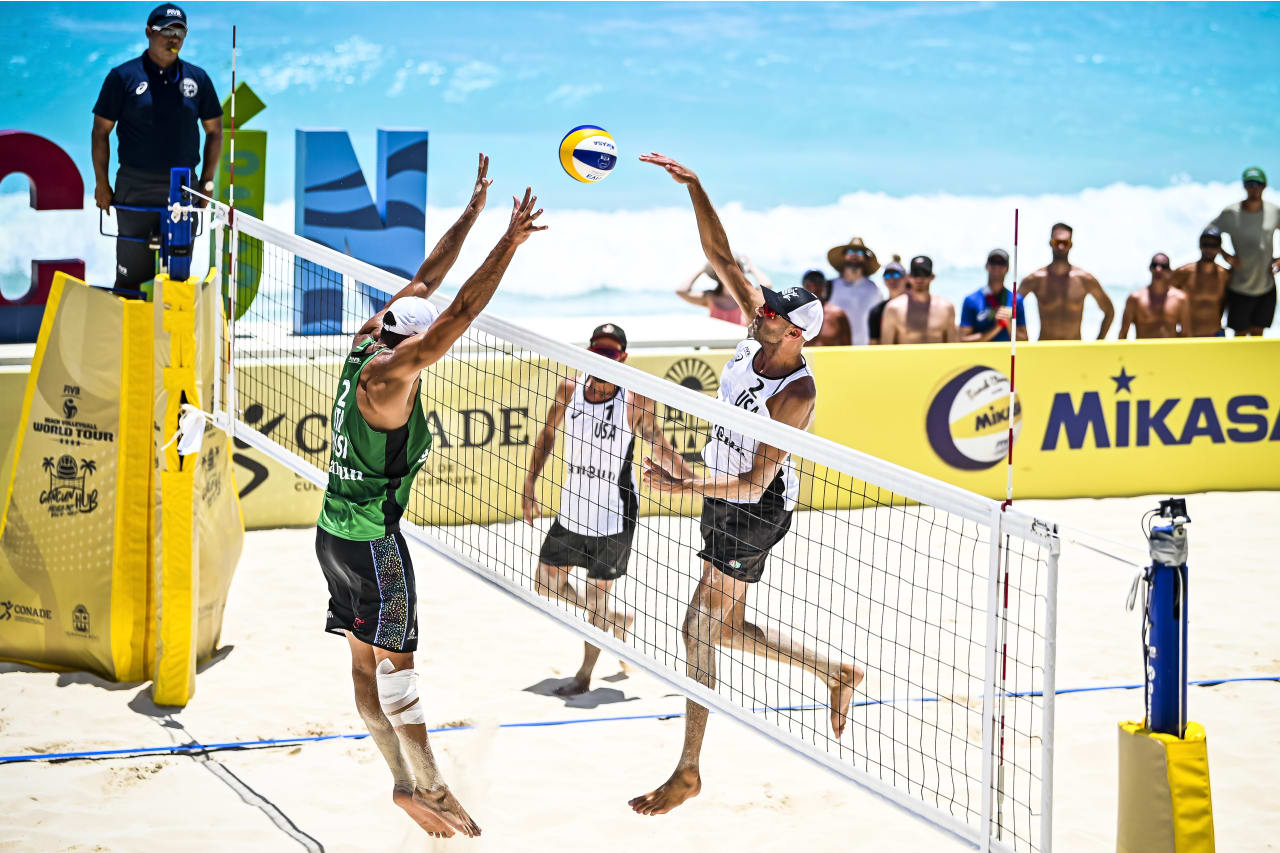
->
<box><xmin>92</xmin><ymin>52</ymin><xmax>222</xmax><ymax>172</ymax></box>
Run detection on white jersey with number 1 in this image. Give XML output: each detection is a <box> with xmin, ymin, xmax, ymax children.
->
<box><xmin>556</xmin><ymin>377</ymin><xmax>637</xmax><ymax>537</ymax></box>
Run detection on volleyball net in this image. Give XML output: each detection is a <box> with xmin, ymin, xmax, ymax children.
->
<box><xmin>210</xmin><ymin>203</ymin><xmax>1060</xmax><ymax>853</ymax></box>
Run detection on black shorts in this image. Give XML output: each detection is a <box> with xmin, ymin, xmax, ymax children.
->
<box><xmin>697</xmin><ymin>473</ymin><xmax>792</xmax><ymax>584</ymax></box>
<box><xmin>316</xmin><ymin>527</ymin><xmax>418</xmax><ymax>653</ymax></box>
<box><xmin>538</xmin><ymin>519</ymin><xmax>635</xmax><ymax>580</ymax></box>
<box><xmin>1225</xmin><ymin>286</ymin><xmax>1276</xmax><ymax>332</ymax></box>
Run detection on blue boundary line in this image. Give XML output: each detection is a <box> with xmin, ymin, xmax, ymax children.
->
<box><xmin>2</xmin><ymin>675</ymin><xmax>1275</xmax><ymax>766</ymax></box>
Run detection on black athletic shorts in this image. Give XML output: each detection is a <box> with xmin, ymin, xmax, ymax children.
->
<box><xmin>316</xmin><ymin>527</ymin><xmax>418</xmax><ymax>653</ymax></box>
<box><xmin>538</xmin><ymin>519</ymin><xmax>635</xmax><ymax>580</ymax></box>
<box><xmin>697</xmin><ymin>472</ymin><xmax>792</xmax><ymax>584</ymax></box>
<box><xmin>1225</xmin><ymin>285</ymin><xmax>1276</xmax><ymax>332</ymax></box>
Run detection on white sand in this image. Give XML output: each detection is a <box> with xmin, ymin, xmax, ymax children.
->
<box><xmin>2</xmin><ymin>491</ymin><xmax>1278</xmax><ymax>851</ymax></box>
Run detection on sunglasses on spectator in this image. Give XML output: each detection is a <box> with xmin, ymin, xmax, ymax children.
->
<box><xmin>987</xmin><ymin>260</ymin><xmax>1009</xmax><ymax>268</ymax></box>
<box><xmin>884</xmin><ymin>270</ymin><xmax>904</xmax><ymax>279</ymax></box>
<box><xmin>588</xmin><ymin>345</ymin><xmax>624</xmax><ymax>359</ymax></box>
<box><xmin>1149</xmin><ymin>261</ymin><xmax>1171</xmax><ymax>270</ymax></box>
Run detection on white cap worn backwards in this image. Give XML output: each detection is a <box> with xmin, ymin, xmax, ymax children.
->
<box><xmin>382</xmin><ymin>296</ymin><xmax>440</xmax><ymax>337</ymax></box>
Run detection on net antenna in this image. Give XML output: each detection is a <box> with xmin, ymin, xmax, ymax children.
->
<box><xmin>226</xmin><ymin>24</ymin><xmax>238</xmax><ymax>430</ymax></box>
<box><xmin>991</xmin><ymin>208</ymin><xmax>1022</xmax><ymax>845</ymax></box>
<box><xmin>210</xmin><ymin>203</ymin><xmax>1060</xmax><ymax>853</ymax></box>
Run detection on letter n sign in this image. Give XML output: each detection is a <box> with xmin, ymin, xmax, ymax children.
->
<box><xmin>0</xmin><ymin>131</ymin><xmax>85</xmax><ymax>343</ymax></box>
<box><xmin>293</xmin><ymin>129</ymin><xmax>428</xmax><ymax>334</ymax></box>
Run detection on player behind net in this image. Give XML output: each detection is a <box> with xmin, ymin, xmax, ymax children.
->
<box><xmin>521</xmin><ymin>322</ymin><xmax>691</xmax><ymax>695</ymax></box>
<box><xmin>314</xmin><ymin>155</ymin><xmax>546</xmax><ymax>839</ymax></box>
<box><xmin>628</xmin><ymin>153</ymin><xmax>865</xmax><ymax>816</ymax></box>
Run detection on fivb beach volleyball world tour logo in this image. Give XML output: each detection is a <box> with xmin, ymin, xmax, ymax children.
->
<box><xmin>926</xmin><ymin>366</ymin><xmax>1021</xmax><ymax>470</ymax></box>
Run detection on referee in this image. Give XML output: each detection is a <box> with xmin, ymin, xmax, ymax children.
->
<box><xmin>91</xmin><ymin>4</ymin><xmax>222</xmax><ymax>294</ymax></box>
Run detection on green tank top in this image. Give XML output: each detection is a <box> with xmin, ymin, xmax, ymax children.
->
<box><xmin>317</xmin><ymin>339</ymin><xmax>433</xmax><ymax>541</ymax></box>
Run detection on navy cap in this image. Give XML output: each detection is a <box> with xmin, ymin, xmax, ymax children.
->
<box><xmin>801</xmin><ymin>268</ymin><xmax>827</xmax><ymax>285</ymax></box>
<box><xmin>1200</xmin><ymin>226</ymin><xmax>1222</xmax><ymax>242</ymax></box>
<box><xmin>590</xmin><ymin>323</ymin><xmax>627</xmax><ymax>351</ymax></box>
<box><xmin>148</xmin><ymin>4</ymin><xmax>188</xmax><ymax>31</ymax></box>
<box><xmin>761</xmin><ymin>286</ymin><xmax>824</xmax><ymax>341</ymax></box>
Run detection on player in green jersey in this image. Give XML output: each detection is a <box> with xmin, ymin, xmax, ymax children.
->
<box><xmin>315</xmin><ymin>155</ymin><xmax>546</xmax><ymax>840</ymax></box>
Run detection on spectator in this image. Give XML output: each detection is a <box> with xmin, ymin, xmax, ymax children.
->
<box><xmin>800</xmin><ymin>268</ymin><xmax>851</xmax><ymax>346</ymax></box>
<box><xmin>92</xmin><ymin>4</ymin><xmax>222</xmax><ymax>295</ymax></box>
<box><xmin>825</xmin><ymin>237</ymin><xmax>884</xmax><ymax>345</ymax></box>
<box><xmin>675</xmin><ymin>254</ymin><xmax>771</xmax><ymax>325</ymax></box>
<box><xmin>867</xmin><ymin>256</ymin><xmax>908</xmax><ymax>345</ymax></box>
<box><xmin>879</xmin><ymin>256</ymin><xmax>957</xmax><ymax>344</ymax></box>
<box><xmin>1119</xmin><ymin>253</ymin><xmax>1190</xmax><ymax>339</ymax></box>
<box><xmin>959</xmin><ymin>249</ymin><xmax>1028</xmax><ymax>342</ymax></box>
<box><xmin>1019</xmin><ymin>222</ymin><xmax>1114</xmax><ymax>340</ymax></box>
<box><xmin>1209</xmin><ymin>166</ymin><xmax>1279</xmax><ymax>336</ymax></box>
<box><xmin>1171</xmin><ymin>227</ymin><xmax>1231</xmax><ymax>337</ymax></box>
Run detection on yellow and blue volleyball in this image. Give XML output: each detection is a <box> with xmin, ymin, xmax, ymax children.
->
<box><xmin>558</xmin><ymin>125</ymin><xmax>618</xmax><ymax>183</ymax></box>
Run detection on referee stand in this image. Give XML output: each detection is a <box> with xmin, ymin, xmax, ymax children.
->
<box><xmin>1117</xmin><ymin>499</ymin><xmax>1215</xmax><ymax>852</ymax></box>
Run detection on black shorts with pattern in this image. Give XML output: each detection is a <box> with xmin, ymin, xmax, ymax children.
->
<box><xmin>316</xmin><ymin>527</ymin><xmax>418</xmax><ymax>653</ymax></box>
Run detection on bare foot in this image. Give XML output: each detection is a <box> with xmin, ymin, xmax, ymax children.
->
<box><xmin>392</xmin><ymin>786</ymin><xmax>453</xmax><ymax>838</ymax></box>
<box><xmin>554</xmin><ymin>675</ymin><xmax>591</xmax><ymax>696</ymax></box>
<box><xmin>827</xmin><ymin>663</ymin><xmax>865</xmax><ymax>738</ymax></box>
<box><xmin>394</xmin><ymin>784</ymin><xmax>481</xmax><ymax>838</ymax></box>
<box><xmin>628</xmin><ymin>767</ymin><xmax>702</xmax><ymax>816</ymax></box>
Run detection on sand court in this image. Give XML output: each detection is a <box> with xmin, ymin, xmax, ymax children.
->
<box><xmin>2</xmin><ymin>490</ymin><xmax>1277</xmax><ymax>850</ymax></box>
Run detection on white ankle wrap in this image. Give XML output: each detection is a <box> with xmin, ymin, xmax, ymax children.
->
<box><xmin>376</xmin><ymin>658</ymin><xmax>425</xmax><ymax>726</ymax></box>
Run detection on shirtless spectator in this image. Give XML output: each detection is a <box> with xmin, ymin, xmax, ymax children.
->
<box><xmin>1209</xmin><ymin>167</ymin><xmax>1279</xmax><ymax>336</ymax></box>
<box><xmin>1119</xmin><ymin>253</ymin><xmax>1190</xmax><ymax>339</ymax></box>
<box><xmin>959</xmin><ymin>249</ymin><xmax>1029</xmax><ymax>342</ymax></box>
<box><xmin>801</xmin><ymin>268</ymin><xmax>851</xmax><ymax>346</ymax></box>
<box><xmin>825</xmin><ymin>237</ymin><xmax>884</xmax><ymax>345</ymax></box>
<box><xmin>867</xmin><ymin>256</ymin><xmax>908</xmax><ymax>344</ymax></box>
<box><xmin>1171</xmin><ymin>227</ymin><xmax>1231</xmax><ymax>336</ymax></box>
<box><xmin>1019</xmin><ymin>222</ymin><xmax>1114</xmax><ymax>340</ymax></box>
<box><xmin>880</xmin><ymin>255</ymin><xmax>957</xmax><ymax>344</ymax></box>
<box><xmin>676</xmin><ymin>254</ymin><xmax>773</xmax><ymax>325</ymax></box>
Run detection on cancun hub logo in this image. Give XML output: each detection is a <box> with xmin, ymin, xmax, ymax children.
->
<box><xmin>926</xmin><ymin>366</ymin><xmax>1021</xmax><ymax>470</ymax></box>
<box><xmin>1041</xmin><ymin>367</ymin><xmax>1280</xmax><ymax>450</ymax></box>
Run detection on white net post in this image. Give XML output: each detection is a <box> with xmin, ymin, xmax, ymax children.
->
<box><xmin>212</xmin><ymin>205</ymin><xmax>1059</xmax><ymax>852</ymax></box>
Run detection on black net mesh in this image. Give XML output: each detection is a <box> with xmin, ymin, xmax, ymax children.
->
<box><xmin>223</xmin><ymin>214</ymin><xmax>1056</xmax><ymax>852</ymax></box>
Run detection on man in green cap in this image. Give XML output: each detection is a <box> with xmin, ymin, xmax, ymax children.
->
<box><xmin>1209</xmin><ymin>167</ymin><xmax>1279</xmax><ymax>336</ymax></box>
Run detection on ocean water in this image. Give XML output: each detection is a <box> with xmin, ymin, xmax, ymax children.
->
<box><xmin>0</xmin><ymin>179</ymin><xmax>1261</xmax><ymax>340</ymax></box>
<box><xmin>3</xmin><ymin>2</ymin><xmax>1278</xmax><ymax>337</ymax></box>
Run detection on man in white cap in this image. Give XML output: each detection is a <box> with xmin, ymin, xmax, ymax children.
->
<box><xmin>630</xmin><ymin>152</ymin><xmax>864</xmax><ymax>816</ymax></box>
<box><xmin>315</xmin><ymin>155</ymin><xmax>545</xmax><ymax>840</ymax></box>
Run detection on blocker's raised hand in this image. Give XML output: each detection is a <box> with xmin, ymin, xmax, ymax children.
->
<box><xmin>466</xmin><ymin>153</ymin><xmax>493</xmax><ymax>215</ymax></box>
<box><xmin>639</xmin><ymin>152</ymin><xmax>698</xmax><ymax>186</ymax></box>
<box><xmin>505</xmin><ymin>187</ymin><xmax>547</xmax><ymax>246</ymax></box>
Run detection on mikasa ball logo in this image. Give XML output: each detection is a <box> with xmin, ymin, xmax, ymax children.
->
<box><xmin>925</xmin><ymin>366</ymin><xmax>1022</xmax><ymax>470</ymax></box>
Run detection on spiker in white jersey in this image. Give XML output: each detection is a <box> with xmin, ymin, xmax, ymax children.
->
<box><xmin>630</xmin><ymin>152</ymin><xmax>864</xmax><ymax>817</ymax></box>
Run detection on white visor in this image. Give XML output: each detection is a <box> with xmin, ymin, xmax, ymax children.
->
<box><xmin>382</xmin><ymin>296</ymin><xmax>439</xmax><ymax>337</ymax></box>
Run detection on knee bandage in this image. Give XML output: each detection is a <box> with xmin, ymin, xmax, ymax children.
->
<box><xmin>376</xmin><ymin>658</ymin><xmax>426</xmax><ymax>726</ymax></box>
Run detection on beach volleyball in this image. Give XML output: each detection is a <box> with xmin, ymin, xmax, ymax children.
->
<box><xmin>558</xmin><ymin>125</ymin><xmax>617</xmax><ymax>183</ymax></box>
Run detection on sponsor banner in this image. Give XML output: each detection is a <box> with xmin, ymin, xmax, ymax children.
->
<box><xmin>4</xmin><ymin>338</ymin><xmax>1277</xmax><ymax>531</ymax></box>
<box><xmin>806</xmin><ymin>338</ymin><xmax>1280</xmax><ymax>498</ymax></box>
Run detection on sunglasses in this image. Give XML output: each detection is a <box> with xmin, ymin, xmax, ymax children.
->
<box><xmin>757</xmin><ymin>304</ymin><xmax>783</xmax><ymax>321</ymax></box>
<box><xmin>884</xmin><ymin>270</ymin><xmax>904</xmax><ymax>279</ymax></box>
<box><xmin>588</xmin><ymin>344</ymin><xmax>624</xmax><ymax>360</ymax></box>
<box><xmin>987</xmin><ymin>259</ymin><xmax>1009</xmax><ymax>268</ymax></box>
<box><xmin>1150</xmin><ymin>262</ymin><xmax>1171</xmax><ymax>270</ymax></box>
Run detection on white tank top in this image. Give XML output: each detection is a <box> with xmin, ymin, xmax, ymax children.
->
<box><xmin>701</xmin><ymin>339</ymin><xmax>813</xmax><ymax>508</ymax></box>
<box><xmin>556</xmin><ymin>377</ymin><xmax>637</xmax><ymax>537</ymax></box>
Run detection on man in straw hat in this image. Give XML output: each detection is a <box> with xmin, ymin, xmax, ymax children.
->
<box><xmin>826</xmin><ymin>236</ymin><xmax>885</xmax><ymax>345</ymax></box>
